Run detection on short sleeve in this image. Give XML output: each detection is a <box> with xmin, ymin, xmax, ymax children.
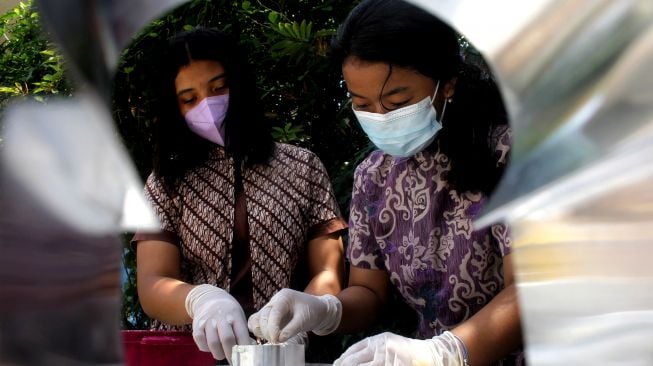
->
<box><xmin>131</xmin><ymin>172</ymin><xmax>180</xmax><ymax>246</ymax></box>
<box><xmin>305</xmin><ymin>154</ymin><xmax>347</xmax><ymax>239</ymax></box>
<box><xmin>346</xmin><ymin>159</ymin><xmax>386</xmax><ymax>270</ymax></box>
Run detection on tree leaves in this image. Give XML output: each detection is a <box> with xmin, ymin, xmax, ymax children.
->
<box><xmin>268</xmin><ymin>10</ymin><xmax>279</xmax><ymax>24</ymax></box>
<box><xmin>274</xmin><ymin>19</ymin><xmax>312</xmax><ymax>41</ymax></box>
<box><xmin>271</xmin><ymin>122</ymin><xmax>305</xmax><ymax>143</ymax></box>
<box><xmin>0</xmin><ymin>0</ymin><xmax>72</xmax><ymax>107</ymax></box>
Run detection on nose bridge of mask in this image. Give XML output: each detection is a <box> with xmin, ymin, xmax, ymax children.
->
<box><xmin>360</xmin><ymin>112</ymin><xmax>432</xmax><ymax>139</ymax></box>
<box><xmin>187</xmin><ymin>99</ymin><xmax>211</xmax><ymax>123</ymax></box>
<box><xmin>204</xmin><ymin>94</ymin><xmax>229</xmax><ymax>107</ymax></box>
<box><xmin>205</xmin><ymin>95</ymin><xmax>229</xmax><ymax>121</ymax></box>
<box><xmin>364</xmin><ymin>79</ymin><xmax>440</xmax><ymax>122</ymax></box>
<box><xmin>186</xmin><ymin>94</ymin><xmax>228</xmax><ymax>123</ymax></box>
<box><xmin>358</xmin><ymin>94</ymin><xmax>437</xmax><ymax>137</ymax></box>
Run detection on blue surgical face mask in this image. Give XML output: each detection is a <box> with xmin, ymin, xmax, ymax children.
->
<box><xmin>353</xmin><ymin>81</ymin><xmax>445</xmax><ymax>158</ymax></box>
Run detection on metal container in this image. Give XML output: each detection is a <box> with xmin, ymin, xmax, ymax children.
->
<box><xmin>231</xmin><ymin>344</ymin><xmax>305</xmax><ymax>366</ymax></box>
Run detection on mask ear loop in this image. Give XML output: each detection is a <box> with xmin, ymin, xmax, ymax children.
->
<box><xmin>441</xmin><ymin>97</ymin><xmax>448</xmax><ymax>122</ymax></box>
<box><xmin>432</xmin><ymin>81</ymin><xmax>445</xmax><ymax>121</ymax></box>
<box><xmin>431</xmin><ymin>80</ymin><xmax>440</xmax><ymax>105</ymax></box>
<box><xmin>435</xmin><ymin>80</ymin><xmax>453</xmax><ymax>123</ymax></box>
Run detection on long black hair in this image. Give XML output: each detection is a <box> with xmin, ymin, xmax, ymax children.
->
<box><xmin>153</xmin><ymin>28</ymin><xmax>274</xmax><ymax>190</ymax></box>
<box><xmin>331</xmin><ymin>0</ymin><xmax>509</xmax><ymax>195</ymax></box>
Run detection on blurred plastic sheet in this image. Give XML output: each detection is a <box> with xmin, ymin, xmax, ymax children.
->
<box><xmin>409</xmin><ymin>1</ymin><xmax>653</xmax><ymax>365</ymax></box>
<box><xmin>408</xmin><ymin>0</ymin><xmax>653</xmax><ymax>224</ymax></box>
<box><xmin>1</xmin><ymin>93</ymin><xmax>158</xmax><ymax>234</ymax></box>
<box><xmin>1</xmin><ymin>0</ymin><xmax>188</xmax><ymax>364</ymax></box>
<box><xmin>35</xmin><ymin>0</ymin><xmax>188</xmax><ymax>91</ymax></box>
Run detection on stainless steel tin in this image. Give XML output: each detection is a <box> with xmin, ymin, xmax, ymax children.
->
<box><xmin>232</xmin><ymin>344</ymin><xmax>305</xmax><ymax>366</ymax></box>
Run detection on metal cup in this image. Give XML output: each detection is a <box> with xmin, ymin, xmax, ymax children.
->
<box><xmin>231</xmin><ymin>344</ymin><xmax>305</xmax><ymax>366</ymax></box>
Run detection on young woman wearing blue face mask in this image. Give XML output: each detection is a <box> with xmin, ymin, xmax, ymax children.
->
<box><xmin>249</xmin><ymin>1</ymin><xmax>523</xmax><ymax>365</ymax></box>
<box><xmin>131</xmin><ymin>28</ymin><xmax>347</xmax><ymax>365</ymax></box>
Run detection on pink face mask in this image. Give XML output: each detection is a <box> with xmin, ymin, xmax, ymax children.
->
<box><xmin>184</xmin><ymin>94</ymin><xmax>229</xmax><ymax>146</ymax></box>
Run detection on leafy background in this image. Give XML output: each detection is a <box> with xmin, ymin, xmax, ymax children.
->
<box><xmin>0</xmin><ymin>1</ymin><xmax>72</xmax><ymax>113</ymax></box>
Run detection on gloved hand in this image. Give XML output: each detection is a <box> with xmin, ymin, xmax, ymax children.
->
<box><xmin>185</xmin><ymin>284</ymin><xmax>252</xmax><ymax>364</ymax></box>
<box><xmin>247</xmin><ymin>288</ymin><xmax>342</xmax><ymax>343</ymax></box>
<box><xmin>333</xmin><ymin>331</ymin><xmax>468</xmax><ymax>366</ymax></box>
<box><xmin>285</xmin><ymin>331</ymin><xmax>309</xmax><ymax>346</ymax></box>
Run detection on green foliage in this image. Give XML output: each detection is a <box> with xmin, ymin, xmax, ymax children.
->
<box><xmin>0</xmin><ymin>0</ymin><xmax>72</xmax><ymax>109</ymax></box>
<box><xmin>271</xmin><ymin>122</ymin><xmax>305</xmax><ymax>143</ymax></box>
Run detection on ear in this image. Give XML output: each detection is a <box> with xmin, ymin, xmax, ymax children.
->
<box><xmin>443</xmin><ymin>77</ymin><xmax>457</xmax><ymax>100</ymax></box>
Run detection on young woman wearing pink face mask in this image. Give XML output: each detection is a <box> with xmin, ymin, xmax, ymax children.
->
<box><xmin>131</xmin><ymin>28</ymin><xmax>346</xmax><ymax>365</ymax></box>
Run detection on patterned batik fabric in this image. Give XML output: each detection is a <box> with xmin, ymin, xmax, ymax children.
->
<box><xmin>134</xmin><ymin>143</ymin><xmax>346</xmax><ymax>330</ymax></box>
<box><xmin>348</xmin><ymin>126</ymin><xmax>513</xmax><ymax>338</ymax></box>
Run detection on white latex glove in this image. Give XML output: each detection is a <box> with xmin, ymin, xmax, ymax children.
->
<box><xmin>185</xmin><ymin>284</ymin><xmax>252</xmax><ymax>364</ymax></box>
<box><xmin>247</xmin><ymin>288</ymin><xmax>342</xmax><ymax>343</ymax></box>
<box><xmin>333</xmin><ymin>331</ymin><xmax>468</xmax><ymax>366</ymax></box>
<box><xmin>285</xmin><ymin>331</ymin><xmax>309</xmax><ymax>346</ymax></box>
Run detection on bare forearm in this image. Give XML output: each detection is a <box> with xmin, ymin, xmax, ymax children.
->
<box><xmin>335</xmin><ymin>285</ymin><xmax>383</xmax><ymax>333</ymax></box>
<box><xmin>452</xmin><ymin>284</ymin><xmax>522</xmax><ymax>366</ymax></box>
<box><xmin>304</xmin><ymin>233</ymin><xmax>345</xmax><ymax>297</ymax></box>
<box><xmin>304</xmin><ymin>269</ymin><xmax>342</xmax><ymax>296</ymax></box>
<box><xmin>138</xmin><ymin>275</ymin><xmax>195</xmax><ymax>325</ymax></box>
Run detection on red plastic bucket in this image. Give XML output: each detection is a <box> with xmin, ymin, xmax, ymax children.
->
<box><xmin>122</xmin><ymin>330</ymin><xmax>216</xmax><ymax>366</ymax></box>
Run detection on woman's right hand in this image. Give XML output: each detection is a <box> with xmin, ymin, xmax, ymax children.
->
<box><xmin>185</xmin><ymin>284</ymin><xmax>252</xmax><ymax>364</ymax></box>
<box><xmin>247</xmin><ymin>288</ymin><xmax>342</xmax><ymax>343</ymax></box>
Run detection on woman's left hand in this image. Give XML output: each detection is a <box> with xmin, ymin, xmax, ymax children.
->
<box><xmin>333</xmin><ymin>331</ymin><xmax>467</xmax><ymax>366</ymax></box>
<box><xmin>247</xmin><ymin>288</ymin><xmax>342</xmax><ymax>343</ymax></box>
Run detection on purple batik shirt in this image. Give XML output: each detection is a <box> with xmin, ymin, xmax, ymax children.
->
<box><xmin>347</xmin><ymin>127</ymin><xmax>523</xmax><ymax>364</ymax></box>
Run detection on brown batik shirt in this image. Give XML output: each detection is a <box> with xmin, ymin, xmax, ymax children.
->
<box><xmin>133</xmin><ymin>143</ymin><xmax>347</xmax><ymax>330</ymax></box>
